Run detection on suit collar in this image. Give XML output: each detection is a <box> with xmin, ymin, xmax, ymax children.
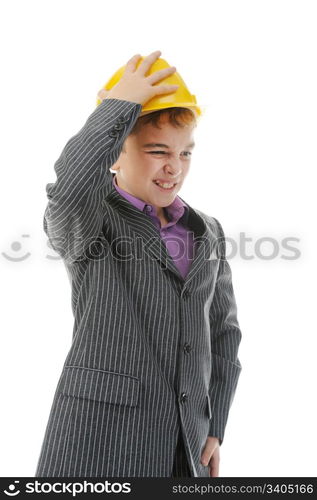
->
<box><xmin>112</xmin><ymin>174</ymin><xmax>189</xmax><ymax>226</ymax></box>
<box><xmin>104</xmin><ymin>179</ymin><xmax>217</xmax><ymax>286</ymax></box>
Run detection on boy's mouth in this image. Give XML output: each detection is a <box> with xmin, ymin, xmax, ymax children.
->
<box><xmin>153</xmin><ymin>179</ymin><xmax>177</xmax><ymax>191</ymax></box>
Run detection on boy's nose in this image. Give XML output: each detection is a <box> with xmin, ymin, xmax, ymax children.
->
<box><xmin>164</xmin><ymin>160</ymin><xmax>183</xmax><ymax>177</ymax></box>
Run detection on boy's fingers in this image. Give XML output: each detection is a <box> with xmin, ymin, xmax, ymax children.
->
<box><xmin>97</xmin><ymin>89</ymin><xmax>109</xmax><ymax>99</ymax></box>
<box><xmin>209</xmin><ymin>455</ymin><xmax>220</xmax><ymax>477</ymax></box>
<box><xmin>147</xmin><ymin>66</ymin><xmax>177</xmax><ymax>84</ymax></box>
<box><xmin>153</xmin><ymin>85</ymin><xmax>179</xmax><ymax>95</ymax></box>
<box><xmin>136</xmin><ymin>50</ymin><xmax>162</xmax><ymax>74</ymax></box>
<box><xmin>124</xmin><ymin>53</ymin><xmax>142</xmax><ymax>73</ymax></box>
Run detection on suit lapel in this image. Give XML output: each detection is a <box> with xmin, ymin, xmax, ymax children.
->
<box><xmin>105</xmin><ymin>186</ymin><xmax>218</xmax><ymax>285</ymax></box>
<box><xmin>182</xmin><ymin>201</ymin><xmax>219</xmax><ymax>286</ymax></box>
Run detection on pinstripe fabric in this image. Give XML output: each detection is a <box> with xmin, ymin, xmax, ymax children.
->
<box><xmin>112</xmin><ymin>174</ymin><xmax>195</xmax><ymax>279</ymax></box>
<box><xmin>171</xmin><ymin>431</ymin><xmax>192</xmax><ymax>477</ymax></box>
<box><xmin>34</xmin><ymin>97</ymin><xmax>242</xmax><ymax>478</ymax></box>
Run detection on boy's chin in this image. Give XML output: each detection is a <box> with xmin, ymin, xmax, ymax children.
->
<box><xmin>151</xmin><ymin>191</ymin><xmax>178</xmax><ymax>205</ymax></box>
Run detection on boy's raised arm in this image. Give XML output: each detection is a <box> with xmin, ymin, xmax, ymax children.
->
<box><xmin>44</xmin><ymin>51</ymin><xmax>179</xmax><ymax>264</ymax></box>
<box><xmin>44</xmin><ymin>98</ymin><xmax>142</xmax><ymax>263</ymax></box>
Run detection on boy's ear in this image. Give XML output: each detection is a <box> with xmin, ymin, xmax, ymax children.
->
<box><xmin>111</xmin><ymin>145</ymin><xmax>126</xmax><ymax>171</ymax></box>
<box><xmin>110</xmin><ymin>137</ymin><xmax>128</xmax><ymax>172</ymax></box>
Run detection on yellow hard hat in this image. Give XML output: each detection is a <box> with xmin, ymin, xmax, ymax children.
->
<box><xmin>96</xmin><ymin>56</ymin><xmax>203</xmax><ymax>118</ymax></box>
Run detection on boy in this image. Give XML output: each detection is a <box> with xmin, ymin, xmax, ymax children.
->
<box><xmin>35</xmin><ymin>50</ymin><xmax>242</xmax><ymax>478</ymax></box>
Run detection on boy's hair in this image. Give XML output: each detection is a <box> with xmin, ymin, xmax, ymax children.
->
<box><xmin>122</xmin><ymin>107</ymin><xmax>197</xmax><ymax>153</ymax></box>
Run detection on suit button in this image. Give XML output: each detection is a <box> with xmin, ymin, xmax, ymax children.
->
<box><xmin>183</xmin><ymin>343</ymin><xmax>192</xmax><ymax>354</ymax></box>
<box><xmin>114</xmin><ymin>123</ymin><xmax>123</xmax><ymax>130</ymax></box>
<box><xmin>117</xmin><ymin>115</ymin><xmax>126</xmax><ymax>123</ymax></box>
<box><xmin>180</xmin><ymin>392</ymin><xmax>188</xmax><ymax>403</ymax></box>
<box><xmin>108</xmin><ymin>129</ymin><xmax>118</xmax><ymax>137</ymax></box>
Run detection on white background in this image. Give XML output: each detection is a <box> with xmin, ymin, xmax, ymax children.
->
<box><xmin>0</xmin><ymin>0</ymin><xmax>316</xmax><ymax>477</ymax></box>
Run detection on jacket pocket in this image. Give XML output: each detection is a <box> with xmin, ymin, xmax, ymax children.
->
<box><xmin>58</xmin><ymin>365</ymin><xmax>140</xmax><ymax>407</ymax></box>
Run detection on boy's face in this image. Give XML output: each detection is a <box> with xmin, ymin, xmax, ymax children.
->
<box><xmin>111</xmin><ymin>115</ymin><xmax>195</xmax><ymax>215</ymax></box>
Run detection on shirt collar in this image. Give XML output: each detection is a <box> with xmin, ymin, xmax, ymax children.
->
<box><xmin>112</xmin><ymin>174</ymin><xmax>189</xmax><ymax>224</ymax></box>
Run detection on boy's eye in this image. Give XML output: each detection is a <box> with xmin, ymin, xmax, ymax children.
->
<box><xmin>148</xmin><ymin>151</ymin><xmax>192</xmax><ymax>157</ymax></box>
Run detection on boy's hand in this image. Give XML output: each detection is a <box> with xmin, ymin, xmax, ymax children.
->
<box><xmin>97</xmin><ymin>50</ymin><xmax>179</xmax><ymax>106</ymax></box>
<box><xmin>200</xmin><ymin>436</ymin><xmax>220</xmax><ymax>477</ymax></box>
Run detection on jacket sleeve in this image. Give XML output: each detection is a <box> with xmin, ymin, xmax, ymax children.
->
<box><xmin>43</xmin><ymin>98</ymin><xmax>142</xmax><ymax>264</ymax></box>
<box><xmin>208</xmin><ymin>217</ymin><xmax>242</xmax><ymax>446</ymax></box>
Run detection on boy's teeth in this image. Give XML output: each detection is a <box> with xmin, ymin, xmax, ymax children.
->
<box><xmin>155</xmin><ymin>180</ymin><xmax>174</xmax><ymax>188</ymax></box>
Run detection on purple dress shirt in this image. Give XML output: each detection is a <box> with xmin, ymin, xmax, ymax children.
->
<box><xmin>112</xmin><ymin>174</ymin><xmax>195</xmax><ymax>279</ymax></box>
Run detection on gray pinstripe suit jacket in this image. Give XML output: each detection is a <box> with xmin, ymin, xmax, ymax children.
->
<box><xmin>34</xmin><ymin>97</ymin><xmax>242</xmax><ymax>478</ymax></box>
